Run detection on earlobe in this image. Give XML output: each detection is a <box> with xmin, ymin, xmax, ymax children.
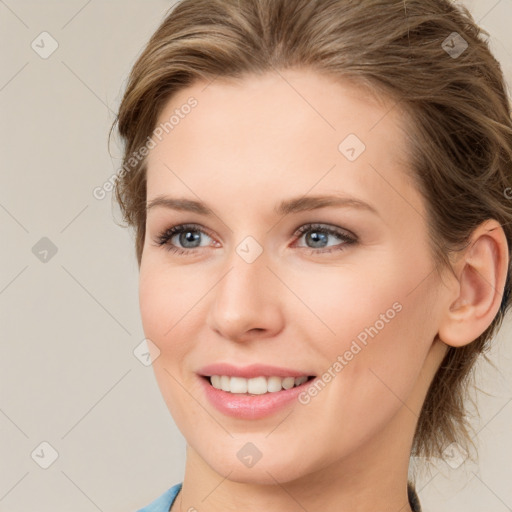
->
<box><xmin>437</xmin><ymin>219</ymin><xmax>509</xmax><ymax>348</ymax></box>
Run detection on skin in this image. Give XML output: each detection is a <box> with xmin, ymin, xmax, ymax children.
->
<box><xmin>139</xmin><ymin>68</ymin><xmax>508</xmax><ymax>512</ymax></box>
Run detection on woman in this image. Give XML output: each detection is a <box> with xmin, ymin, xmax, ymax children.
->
<box><xmin>110</xmin><ymin>0</ymin><xmax>512</xmax><ymax>510</ymax></box>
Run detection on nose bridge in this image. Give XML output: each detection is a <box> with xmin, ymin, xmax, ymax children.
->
<box><xmin>206</xmin><ymin>239</ymin><xmax>283</xmax><ymax>340</ymax></box>
<box><xmin>219</xmin><ymin>230</ymin><xmax>269</xmax><ymax>297</ymax></box>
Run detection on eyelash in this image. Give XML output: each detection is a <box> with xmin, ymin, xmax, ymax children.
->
<box><xmin>153</xmin><ymin>223</ymin><xmax>357</xmax><ymax>257</ymax></box>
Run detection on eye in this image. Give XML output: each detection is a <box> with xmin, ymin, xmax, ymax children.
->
<box><xmin>292</xmin><ymin>223</ymin><xmax>357</xmax><ymax>254</ymax></box>
<box><xmin>152</xmin><ymin>222</ymin><xmax>357</xmax><ymax>256</ymax></box>
<box><xmin>152</xmin><ymin>223</ymin><xmax>216</xmax><ymax>256</ymax></box>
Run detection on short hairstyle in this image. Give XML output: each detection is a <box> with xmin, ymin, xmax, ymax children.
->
<box><xmin>110</xmin><ymin>0</ymin><xmax>512</xmax><ymax>463</ymax></box>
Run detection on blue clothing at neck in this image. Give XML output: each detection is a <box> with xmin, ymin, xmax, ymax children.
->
<box><xmin>136</xmin><ymin>483</ymin><xmax>182</xmax><ymax>512</ymax></box>
<box><xmin>136</xmin><ymin>481</ymin><xmax>421</xmax><ymax>511</ymax></box>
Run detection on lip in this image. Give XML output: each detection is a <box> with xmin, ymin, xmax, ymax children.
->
<box><xmin>197</xmin><ymin>363</ymin><xmax>313</xmax><ymax>379</ymax></box>
<box><xmin>198</xmin><ymin>374</ymin><xmax>316</xmax><ymax>420</ymax></box>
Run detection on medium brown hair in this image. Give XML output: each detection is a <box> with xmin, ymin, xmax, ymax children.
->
<box><xmin>110</xmin><ymin>0</ymin><xmax>512</xmax><ymax>463</ymax></box>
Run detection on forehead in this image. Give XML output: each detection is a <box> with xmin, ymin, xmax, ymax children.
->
<box><xmin>145</xmin><ymin>68</ymin><xmax>422</xmax><ymax>223</ymax></box>
<box><xmin>149</xmin><ymin>68</ymin><xmax>408</xmax><ymax>150</ymax></box>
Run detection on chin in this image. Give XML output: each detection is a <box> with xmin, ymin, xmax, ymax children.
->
<box><xmin>191</xmin><ymin>435</ymin><xmax>321</xmax><ymax>486</ymax></box>
<box><xmin>208</xmin><ymin>457</ymin><xmax>309</xmax><ymax>486</ymax></box>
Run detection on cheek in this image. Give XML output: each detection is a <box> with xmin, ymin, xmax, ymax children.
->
<box><xmin>138</xmin><ymin>268</ymin><xmax>169</xmax><ymax>342</ymax></box>
<box><xmin>303</xmin><ymin>244</ymin><xmax>435</xmax><ymax>357</ymax></box>
<box><xmin>138</xmin><ymin>260</ymin><xmax>197</xmax><ymax>345</ymax></box>
<box><xmin>286</xmin><ymin>258</ymin><xmax>408</xmax><ymax>353</ymax></box>
<box><xmin>138</xmin><ymin>263</ymin><xmax>197</xmax><ymax>424</ymax></box>
<box><xmin>296</xmin><ymin>256</ymin><xmax>435</xmax><ymax>423</ymax></box>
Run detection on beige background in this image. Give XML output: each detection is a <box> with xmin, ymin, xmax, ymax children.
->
<box><xmin>0</xmin><ymin>1</ymin><xmax>511</xmax><ymax>511</ymax></box>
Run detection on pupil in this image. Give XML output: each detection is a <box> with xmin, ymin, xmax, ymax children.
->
<box><xmin>307</xmin><ymin>231</ymin><xmax>327</xmax><ymax>248</ymax></box>
<box><xmin>181</xmin><ymin>231</ymin><xmax>200</xmax><ymax>248</ymax></box>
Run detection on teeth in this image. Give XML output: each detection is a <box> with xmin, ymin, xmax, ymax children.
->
<box><xmin>209</xmin><ymin>375</ymin><xmax>310</xmax><ymax>394</ymax></box>
<box><xmin>220</xmin><ymin>375</ymin><xmax>230</xmax><ymax>392</ymax></box>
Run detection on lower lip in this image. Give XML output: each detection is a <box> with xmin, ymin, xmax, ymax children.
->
<box><xmin>199</xmin><ymin>376</ymin><xmax>315</xmax><ymax>420</ymax></box>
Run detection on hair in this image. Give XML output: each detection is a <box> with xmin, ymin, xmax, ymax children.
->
<box><xmin>110</xmin><ymin>0</ymin><xmax>512</xmax><ymax>468</ymax></box>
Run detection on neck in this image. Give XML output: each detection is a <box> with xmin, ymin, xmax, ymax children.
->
<box><xmin>176</xmin><ymin>405</ymin><xmax>417</xmax><ymax>512</ymax></box>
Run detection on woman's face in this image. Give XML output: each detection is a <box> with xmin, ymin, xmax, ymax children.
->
<box><xmin>140</xmin><ymin>68</ymin><xmax>448</xmax><ymax>484</ymax></box>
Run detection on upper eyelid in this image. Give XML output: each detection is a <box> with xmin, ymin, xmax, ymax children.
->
<box><xmin>295</xmin><ymin>223</ymin><xmax>355</xmax><ymax>236</ymax></box>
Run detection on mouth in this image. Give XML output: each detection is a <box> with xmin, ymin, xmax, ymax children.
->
<box><xmin>200</xmin><ymin>375</ymin><xmax>316</xmax><ymax>395</ymax></box>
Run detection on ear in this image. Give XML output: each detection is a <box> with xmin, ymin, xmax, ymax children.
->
<box><xmin>437</xmin><ymin>219</ymin><xmax>509</xmax><ymax>348</ymax></box>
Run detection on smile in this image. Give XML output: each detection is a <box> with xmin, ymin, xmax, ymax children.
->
<box><xmin>207</xmin><ymin>375</ymin><xmax>315</xmax><ymax>394</ymax></box>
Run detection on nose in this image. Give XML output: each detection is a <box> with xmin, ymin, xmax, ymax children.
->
<box><xmin>206</xmin><ymin>247</ymin><xmax>285</xmax><ymax>343</ymax></box>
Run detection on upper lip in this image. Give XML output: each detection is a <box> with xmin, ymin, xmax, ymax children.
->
<box><xmin>197</xmin><ymin>363</ymin><xmax>314</xmax><ymax>379</ymax></box>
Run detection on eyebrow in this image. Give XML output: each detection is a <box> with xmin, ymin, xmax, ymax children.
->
<box><xmin>146</xmin><ymin>194</ymin><xmax>379</xmax><ymax>217</ymax></box>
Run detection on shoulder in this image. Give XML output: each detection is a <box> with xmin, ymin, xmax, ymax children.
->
<box><xmin>136</xmin><ymin>482</ymin><xmax>182</xmax><ymax>512</ymax></box>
